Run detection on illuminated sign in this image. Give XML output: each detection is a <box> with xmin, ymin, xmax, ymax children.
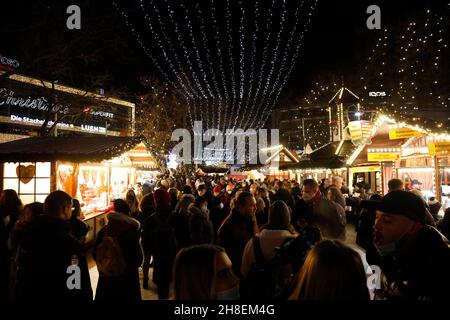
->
<box><xmin>0</xmin><ymin>88</ymin><xmax>69</xmax><ymax>114</ymax></box>
<box><xmin>0</xmin><ymin>53</ymin><xmax>20</xmax><ymax>71</ymax></box>
<box><xmin>9</xmin><ymin>114</ymin><xmax>106</xmax><ymax>134</ymax></box>
<box><xmin>348</xmin><ymin>120</ymin><xmax>372</xmax><ymax>141</ymax></box>
<box><xmin>1</xmin><ymin>89</ymin><xmax>114</xmax><ymax>119</ymax></box>
<box><xmin>428</xmin><ymin>142</ymin><xmax>450</xmax><ymax>155</ymax></box>
<box><xmin>368</xmin><ymin>91</ymin><xmax>386</xmax><ymax>97</ymax></box>
<box><xmin>81</xmin><ymin>124</ymin><xmax>107</xmax><ymax>134</ymax></box>
<box><xmin>351</xmin><ymin>165</ymin><xmax>380</xmax><ymax>173</ymax></box>
<box><xmin>10</xmin><ymin>114</ymin><xmax>72</xmax><ymax>129</ymax></box>
<box><xmin>367</xmin><ymin>152</ymin><xmax>399</xmax><ymax>162</ymax></box>
<box><xmin>389</xmin><ymin>128</ymin><xmax>424</xmax><ymax>140</ymax></box>
<box><xmin>83</xmin><ymin>106</ymin><xmax>114</xmax><ymax>118</ymax></box>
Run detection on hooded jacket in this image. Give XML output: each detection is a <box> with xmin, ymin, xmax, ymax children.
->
<box><xmin>93</xmin><ymin>212</ymin><xmax>142</xmax><ymax>301</ymax></box>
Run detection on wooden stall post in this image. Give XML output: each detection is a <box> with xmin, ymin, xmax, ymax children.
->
<box><xmin>434</xmin><ymin>155</ymin><xmax>442</xmax><ymax>202</ymax></box>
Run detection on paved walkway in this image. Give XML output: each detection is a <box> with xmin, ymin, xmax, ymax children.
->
<box><xmin>88</xmin><ymin>252</ymin><xmax>161</xmax><ymax>300</ymax></box>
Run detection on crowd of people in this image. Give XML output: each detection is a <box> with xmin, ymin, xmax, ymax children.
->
<box><xmin>0</xmin><ymin>173</ymin><xmax>449</xmax><ymax>301</ymax></box>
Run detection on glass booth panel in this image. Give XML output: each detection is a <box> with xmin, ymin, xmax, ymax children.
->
<box><xmin>441</xmin><ymin>168</ymin><xmax>450</xmax><ymax>210</ymax></box>
<box><xmin>77</xmin><ymin>165</ymin><xmax>109</xmax><ymax>217</ymax></box>
<box><xmin>36</xmin><ymin>162</ymin><xmax>51</xmax><ymax>177</ymax></box>
<box><xmin>3</xmin><ymin>178</ymin><xmax>18</xmax><ymax>191</ymax></box>
<box><xmin>398</xmin><ymin>168</ymin><xmax>435</xmax><ymax>199</ymax></box>
<box><xmin>19</xmin><ymin>179</ymin><xmax>35</xmax><ymax>194</ymax></box>
<box><xmin>2</xmin><ymin>162</ymin><xmax>51</xmax><ymax>205</ymax></box>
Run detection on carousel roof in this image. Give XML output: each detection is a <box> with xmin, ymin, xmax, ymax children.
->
<box><xmin>0</xmin><ymin>135</ymin><xmax>143</xmax><ymax>163</ymax></box>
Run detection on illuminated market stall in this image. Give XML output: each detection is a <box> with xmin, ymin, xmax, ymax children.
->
<box><xmin>345</xmin><ymin>114</ymin><xmax>450</xmax><ymax>208</ymax></box>
<box><xmin>0</xmin><ymin>135</ymin><xmax>156</xmax><ymax>239</ymax></box>
<box><xmin>237</xmin><ymin>145</ymin><xmax>300</xmax><ymax>181</ymax></box>
<box><xmin>279</xmin><ymin>141</ymin><xmax>355</xmax><ymax>185</ymax></box>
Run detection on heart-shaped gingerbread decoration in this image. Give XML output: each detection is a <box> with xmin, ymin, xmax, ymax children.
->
<box><xmin>16</xmin><ymin>165</ymin><xmax>36</xmax><ymax>184</ymax></box>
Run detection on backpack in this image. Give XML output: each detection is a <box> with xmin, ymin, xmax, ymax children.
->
<box><xmin>95</xmin><ymin>225</ymin><xmax>127</xmax><ymax>277</ymax></box>
<box><xmin>241</xmin><ymin>237</ymin><xmax>294</xmax><ymax>300</ymax></box>
<box><xmin>148</xmin><ymin>214</ymin><xmax>177</xmax><ymax>259</ymax></box>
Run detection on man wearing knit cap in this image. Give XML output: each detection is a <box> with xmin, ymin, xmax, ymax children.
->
<box><xmin>367</xmin><ymin>190</ymin><xmax>450</xmax><ymax>300</ymax></box>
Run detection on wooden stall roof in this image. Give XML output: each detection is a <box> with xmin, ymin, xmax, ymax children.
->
<box><xmin>0</xmin><ymin>136</ymin><xmax>143</xmax><ymax>163</ymax></box>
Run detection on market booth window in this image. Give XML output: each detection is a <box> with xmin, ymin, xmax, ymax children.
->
<box><xmin>57</xmin><ymin>164</ymin><xmax>110</xmax><ymax>217</ymax></box>
<box><xmin>3</xmin><ymin>162</ymin><xmax>51</xmax><ymax>204</ymax></box>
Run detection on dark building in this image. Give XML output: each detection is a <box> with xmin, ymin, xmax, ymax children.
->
<box><xmin>273</xmin><ymin>104</ymin><xmax>328</xmax><ymax>152</ymax></box>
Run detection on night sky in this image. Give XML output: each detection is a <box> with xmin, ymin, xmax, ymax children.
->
<box><xmin>1</xmin><ymin>0</ymin><xmax>448</xmax><ymax>112</ymax></box>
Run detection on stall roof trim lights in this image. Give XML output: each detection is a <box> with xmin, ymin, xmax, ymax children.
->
<box><xmin>368</xmin><ymin>148</ymin><xmax>401</xmax><ymax>153</ymax></box>
<box><xmin>328</xmin><ymin>87</ymin><xmax>360</xmax><ymax>104</ymax></box>
<box><xmin>5</xmin><ymin>73</ymin><xmax>135</xmax><ymax>108</ymax></box>
<box><xmin>335</xmin><ymin>139</ymin><xmax>345</xmax><ymax>155</ymax></box>
<box><xmin>346</xmin><ymin>144</ymin><xmax>366</xmax><ymax>166</ymax></box>
<box><xmin>257</xmin><ymin>145</ymin><xmax>299</xmax><ymax>164</ymax></box>
<box><xmin>377</xmin><ymin>114</ymin><xmax>450</xmax><ymax>139</ymax></box>
<box><xmin>346</xmin><ymin>113</ymin><xmax>450</xmax><ymax>165</ymax></box>
<box><xmin>294</xmin><ymin>167</ymin><xmax>347</xmax><ymax>172</ymax></box>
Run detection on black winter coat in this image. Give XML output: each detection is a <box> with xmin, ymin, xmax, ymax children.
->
<box><xmin>217</xmin><ymin>209</ymin><xmax>258</xmax><ymax>279</ymax></box>
<box><xmin>15</xmin><ymin>215</ymin><xmax>92</xmax><ymax>301</ymax></box>
<box><xmin>369</xmin><ymin>226</ymin><xmax>450</xmax><ymax>300</ymax></box>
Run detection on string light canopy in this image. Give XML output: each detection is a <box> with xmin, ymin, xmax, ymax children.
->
<box><xmin>113</xmin><ymin>0</ymin><xmax>318</xmax><ymax>131</ymax></box>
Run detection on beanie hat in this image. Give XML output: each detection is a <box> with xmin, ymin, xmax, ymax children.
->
<box><xmin>268</xmin><ymin>200</ymin><xmax>291</xmax><ymax>230</ymax></box>
<box><xmin>154</xmin><ymin>189</ymin><xmax>171</xmax><ymax>208</ymax></box>
<box><xmin>361</xmin><ymin>190</ymin><xmax>426</xmax><ymax>224</ymax></box>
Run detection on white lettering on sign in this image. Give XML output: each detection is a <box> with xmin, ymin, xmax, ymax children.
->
<box><xmin>0</xmin><ymin>88</ymin><xmax>69</xmax><ymax>114</ymax></box>
<box><xmin>0</xmin><ymin>54</ymin><xmax>20</xmax><ymax>69</ymax></box>
<box><xmin>368</xmin><ymin>91</ymin><xmax>386</xmax><ymax>97</ymax></box>
<box><xmin>10</xmin><ymin>114</ymin><xmax>72</xmax><ymax>128</ymax></box>
<box><xmin>1</xmin><ymin>88</ymin><xmax>114</xmax><ymax>119</ymax></box>
<box><xmin>81</xmin><ymin>124</ymin><xmax>106</xmax><ymax>134</ymax></box>
<box><xmin>0</xmin><ymin>89</ymin><xmax>48</xmax><ymax>110</ymax></box>
<box><xmin>90</xmin><ymin>110</ymin><xmax>114</xmax><ymax>119</ymax></box>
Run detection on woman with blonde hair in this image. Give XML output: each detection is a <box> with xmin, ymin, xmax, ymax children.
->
<box><xmin>290</xmin><ymin>239</ymin><xmax>370</xmax><ymax>300</ymax></box>
<box><xmin>173</xmin><ymin>244</ymin><xmax>240</xmax><ymax>300</ymax></box>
